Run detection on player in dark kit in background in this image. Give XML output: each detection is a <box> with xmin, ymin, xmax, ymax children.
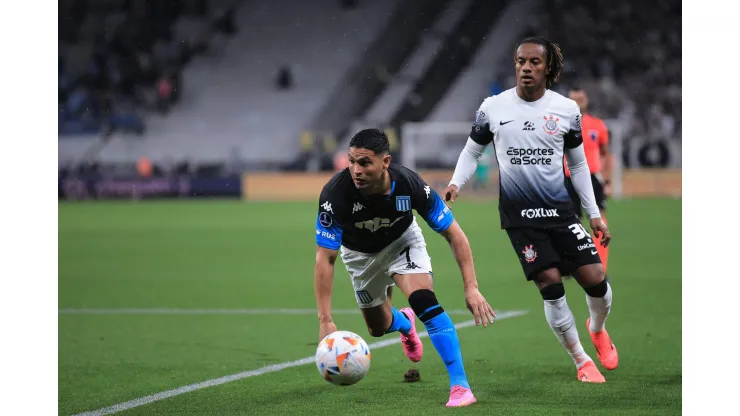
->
<box><xmin>314</xmin><ymin>128</ymin><xmax>496</xmax><ymax>407</ymax></box>
<box><xmin>444</xmin><ymin>37</ymin><xmax>618</xmax><ymax>383</ymax></box>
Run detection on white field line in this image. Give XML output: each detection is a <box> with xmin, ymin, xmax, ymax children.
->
<box><xmin>70</xmin><ymin>309</ymin><xmax>528</xmax><ymax>416</ymax></box>
<box><xmin>60</xmin><ymin>308</ymin><xmax>493</xmax><ymax>316</ymax></box>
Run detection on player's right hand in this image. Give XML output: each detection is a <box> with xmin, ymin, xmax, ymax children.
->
<box><xmin>318</xmin><ymin>321</ymin><xmax>338</xmax><ymax>342</ymax></box>
<box><xmin>443</xmin><ymin>184</ymin><xmax>460</xmax><ymax>203</ymax></box>
<box><xmin>464</xmin><ymin>287</ymin><xmax>496</xmax><ymax>327</ymax></box>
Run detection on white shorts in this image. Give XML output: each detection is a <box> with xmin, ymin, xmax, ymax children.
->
<box><xmin>339</xmin><ymin>218</ymin><xmax>433</xmax><ymax>309</ymax></box>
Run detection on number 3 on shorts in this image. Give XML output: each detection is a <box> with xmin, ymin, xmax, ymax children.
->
<box><xmin>568</xmin><ymin>223</ymin><xmax>591</xmax><ymax>240</ymax></box>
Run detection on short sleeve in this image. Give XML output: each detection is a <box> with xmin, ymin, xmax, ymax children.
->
<box><xmin>409</xmin><ymin>172</ymin><xmax>454</xmax><ymax>233</ymax></box>
<box><xmin>469</xmin><ymin>98</ymin><xmax>494</xmax><ymax>145</ymax></box>
<box><xmin>600</xmin><ymin>122</ymin><xmax>610</xmax><ymax>147</ymax></box>
<box><xmin>315</xmin><ymin>186</ymin><xmax>344</xmax><ymax>250</ymax></box>
<box><xmin>563</xmin><ymin>104</ymin><xmax>584</xmax><ymax>149</ymax></box>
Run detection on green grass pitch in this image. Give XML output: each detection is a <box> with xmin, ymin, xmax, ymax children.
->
<box><xmin>59</xmin><ymin>198</ymin><xmax>681</xmax><ymax>415</ymax></box>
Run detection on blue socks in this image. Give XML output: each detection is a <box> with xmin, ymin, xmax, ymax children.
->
<box><xmin>407</xmin><ymin>289</ymin><xmax>470</xmax><ymax>390</ymax></box>
<box><xmin>421</xmin><ymin>308</ymin><xmax>470</xmax><ymax>389</ymax></box>
<box><xmin>383</xmin><ymin>290</ymin><xmax>471</xmax><ymax>390</ymax></box>
<box><xmin>385</xmin><ymin>307</ymin><xmax>412</xmax><ymax>335</ymax></box>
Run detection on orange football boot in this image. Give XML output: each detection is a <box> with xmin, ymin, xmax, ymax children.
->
<box><xmin>586</xmin><ymin>317</ymin><xmax>619</xmax><ymax>370</ymax></box>
<box><xmin>577</xmin><ymin>361</ymin><xmax>606</xmax><ymax>383</ymax></box>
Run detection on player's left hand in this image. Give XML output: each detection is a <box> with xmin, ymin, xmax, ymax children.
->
<box><xmin>464</xmin><ymin>287</ymin><xmax>496</xmax><ymax>327</ymax></box>
<box><xmin>603</xmin><ymin>183</ymin><xmax>612</xmax><ymax>197</ymax></box>
<box><xmin>589</xmin><ymin>218</ymin><xmax>611</xmax><ymax>247</ymax></box>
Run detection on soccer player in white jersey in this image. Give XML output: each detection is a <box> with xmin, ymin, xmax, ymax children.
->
<box><xmin>443</xmin><ymin>37</ymin><xmax>618</xmax><ymax>383</ymax></box>
<box><xmin>314</xmin><ymin>128</ymin><xmax>496</xmax><ymax>406</ymax></box>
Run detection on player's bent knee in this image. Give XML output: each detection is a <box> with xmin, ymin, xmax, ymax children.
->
<box><xmin>583</xmin><ymin>277</ymin><xmax>609</xmax><ymax>298</ymax></box>
<box><xmin>408</xmin><ymin>289</ymin><xmax>444</xmax><ymax>322</ymax></box>
<box><xmin>573</xmin><ymin>263</ymin><xmax>605</xmax><ymax>287</ymax></box>
<box><xmin>393</xmin><ymin>273</ymin><xmax>433</xmax><ymax>297</ymax></box>
<box><xmin>539</xmin><ymin>282</ymin><xmax>565</xmax><ymax>300</ymax></box>
<box><xmin>533</xmin><ymin>267</ymin><xmax>562</xmax><ymax>291</ymax></box>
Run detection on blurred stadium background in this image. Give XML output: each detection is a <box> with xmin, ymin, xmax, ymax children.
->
<box><xmin>58</xmin><ymin>0</ymin><xmax>681</xmax><ymax>414</ymax></box>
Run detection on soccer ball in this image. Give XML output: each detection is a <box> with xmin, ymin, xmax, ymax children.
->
<box><xmin>315</xmin><ymin>330</ymin><xmax>371</xmax><ymax>386</ymax></box>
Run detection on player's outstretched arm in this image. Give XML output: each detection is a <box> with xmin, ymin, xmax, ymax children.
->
<box><xmin>315</xmin><ymin>245</ymin><xmax>339</xmax><ymax>341</ymax></box>
<box><xmin>446</xmin><ymin>99</ymin><xmax>494</xmax><ymax>203</ymax></box>
<box><xmin>445</xmin><ymin>138</ymin><xmax>487</xmax><ymax>203</ymax></box>
<box><xmin>439</xmin><ymin>220</ymin><xmax>496</xmax><ymax>327</ymax></box>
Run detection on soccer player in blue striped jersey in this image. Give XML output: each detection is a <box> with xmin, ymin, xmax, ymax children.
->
<box><xmin>314</xmin><ymin>128</ymin><xmax>496</xmax><ymax>407</ymax></box>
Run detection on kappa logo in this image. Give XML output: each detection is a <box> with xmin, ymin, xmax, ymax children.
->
<box><xmin>321</xmin><ymin>201</ymin><xmax>333</xmax><ymax>214</ymax></box>
<box><xmin>424</xmin><ymin>185</ymin><xmax>431</xmax><ymax>199</ymax></box>
<box><xmin>352</xmin><ymin>202</ymin><xmax>364</xmax><ymax>214</ymax></box>
<box><xmin>521</xmin><ymin>208</ymin><xmax>559</xmax><ymax>219</ymax></box>
<box><xmin>522</xmin><ymin>245</ymin><xmax>537</xmax><ymax>263</ymax></box>
<box><xmin>543</xmin><ymin>114</ymin><xmax>560</xmax><ymax>135</ymax></box>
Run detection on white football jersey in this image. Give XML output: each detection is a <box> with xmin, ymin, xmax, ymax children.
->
<box><xmin>470</xmin><ymin>88</ymin><xmax>584</xmax><ymax>228</ymax></box>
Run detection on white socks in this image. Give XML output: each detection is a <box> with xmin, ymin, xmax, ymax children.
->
<box><xmin>544</xmin><ymin>296</ymin><xmax>592</xmax><ymax>369</ymax></box>
<box><xmin>586</xmin><ymin>282</ymin><xmax>613</xmax><ymax>333</ymax></box>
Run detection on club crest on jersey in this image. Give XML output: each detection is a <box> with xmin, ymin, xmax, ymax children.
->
<box><xmin>589</xmin><ymin>129</ymin><xmax>598</xmax><ymax>142</ymax></box>
<box><xmin>542</xmin><ymin>115</ymin><xmax>560</xmax><ymax>135</ymax></box>
<box><xmin>522</xmin><ymin>245</ymin><xmax>537</xmax><ymax>263</ymax></box>
<box><xmin>396</xmin><ymin>196</ymin><xmax>411</xmax><ymax>212</ymax></box>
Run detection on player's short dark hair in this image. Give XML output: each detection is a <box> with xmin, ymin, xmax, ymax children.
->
<box><xmin>349</xmin><ymin>128</ymin><xmax>390</xmax><ymax>155</ymax></box>
<box><xmin>515</xmin><ymin>36</ymin><xmax>564</xmax><ymax>89</ymax></box>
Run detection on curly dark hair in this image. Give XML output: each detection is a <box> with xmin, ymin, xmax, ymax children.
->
<box><xmin>515</xmin><ymin>36</ymin><xmax>564</xmax><ymax>88</ymax></box>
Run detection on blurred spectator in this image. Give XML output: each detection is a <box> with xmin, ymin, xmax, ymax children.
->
<box><xmin>137</xmin><ymin>157</ymin><xmax>153</xmax><ymax>177</ymax></box>
<box><xmin>213</xmin><ymin>7</ymin><xmax>237</xmax><ymax>36</ymax></box>
<box><xmin>59</xmin><ymin>0</ymin><xmax>237</xmax><ymax>137</ymax></box>
<box><xmin>157</xmin><ymin>77</ymin><xmax>174</xmax><ymax>113</ymax></box>
<box><xmin>507</xmin><ymin>0</ymin><xmax>681</xmax><ymax>146</ymax></box>
<box><xmin>276</xmin><ymin>66</ymin><xmax>294</xmax><ymax>90</ymax></box>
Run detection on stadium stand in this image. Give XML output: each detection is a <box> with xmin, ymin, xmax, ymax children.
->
<box><xmin>422</xmin><ymin>0</ymin><xmax>681</xmax><ymax>168</ymax></box>
<box><xmin>58</xmin><ymin>0</ymin><xmax>238</xmax><ymax>138</ymax></box>
<box><xmin>59</xmin><ymin>0</ymin><xmax>681</xmax><ymax>176</ymax></box>
<box><xmin>63</xmin><ymin>0</ymin><xmax>403</xmax><ymax>171</ymax></box>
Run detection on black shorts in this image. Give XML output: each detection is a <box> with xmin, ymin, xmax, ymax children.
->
<box><xmin>506</xmin><ymin>222</ymin><xmax>602</xmax><ymax>280</ymax></box>
<box><xmin>565</xmin><ymin>174</ymin><xmax>606</xmax><ymax>216</ymax></box>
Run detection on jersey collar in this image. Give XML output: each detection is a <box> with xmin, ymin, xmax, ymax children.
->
<box><xmin>385</xmin><ymin>180</ymin><xmax>396</xmax><ymax>200</ymax></box>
